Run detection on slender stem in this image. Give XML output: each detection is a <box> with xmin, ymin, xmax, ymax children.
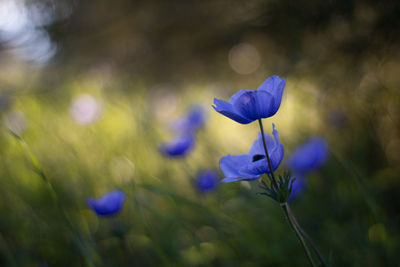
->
<box><xmin>257</xmin><ymin>120</ymin><xmax>318</xmax><ymax>267</ymax></box>
<box><xmin>281</xmin><ymin>203</ymin><xmax>317</xmax><ymax>267</ymax></box>
<box><xmin>286</xmin><ymin>205</ymin><xmax>327</xmax><ymax>266</ymax></box>
<box><xmin>257</xmin><ymin>119</ymin><xmax>279</xmax><ymax>190</ymax></box>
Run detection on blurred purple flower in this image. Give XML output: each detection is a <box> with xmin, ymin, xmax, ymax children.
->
<box><xmin>213</xmin><ymin>76</ymin><xmax>285</xmax><ymax>124</ymax></box>
<box><xmin>170</xmin><ymin>105</ymin><xmax>206</xmax><ymax>134</ymax></box>
<box><xmin>287</xmin><ymin>138</ymin><xmax>328</xmax><ymax>174</ymax></box>
<box><xmin>160</xmin><ymin>134</ymin><xmax>195</xmax><ymax>157</ymax></box>
<box><xmin>287</xmin><ymin>138</ymin><xmax>328</xmax><ymax>201</ymax></box>
<box><xmin>195</xmin><ymin>170</ymin><xmax>219</xmax><ymax>193</ymax></box>
<box><xmin>160</xmin><ymin>105</ymin><xmax>206</xmax><ymax>158</ymax></box>
<box><xmin>87</xmin><ymin>190</ymin><xmax>126</xmax><ymax>216</ymax></box>
<box><xmin>288</xmin><ymin>174</ymin><xmax>307</xmax><ymax>202</ymax></box>
<box><xmin>220</xmin><ymin>124</ymin><xmax>284</xmax><ymax>182</ymax></box>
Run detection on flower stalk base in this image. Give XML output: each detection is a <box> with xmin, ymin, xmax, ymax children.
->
<box><xmin>257</xmin><ymin>119</ymin><xmax>326</xmax><ymax>267</ymax></box>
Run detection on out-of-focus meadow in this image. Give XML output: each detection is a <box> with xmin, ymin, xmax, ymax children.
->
<box><xmin>0</xmin><ymin>0</ymin><xmax>399</xmax><ymax>266</ymax></box>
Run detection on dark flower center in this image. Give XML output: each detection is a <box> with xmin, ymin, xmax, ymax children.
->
<box><xmin>252</xmin><ymin>154</ymin><xmax>266</xmax><ymax>162</ymax></box>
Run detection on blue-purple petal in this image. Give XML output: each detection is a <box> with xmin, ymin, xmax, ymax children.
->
<box><xmin>171</xmin><ymin>105</ymin><xmax>206</xmax><ymax>133</ymax></box>
<box><xmin>287</xmin><ymin>138</ymin><xmax>328</xmax><ymax>173</ymax></box>
<box><xmin>228</xmin><ymin>89</ymin><xmax>251</xmax><ymax>104</ymax></box>
<box><xmin>213</xmin><ymin>76</ymin><xmax>285</xmax><ymax>123</ymax></box>
<box><xmin>240</xmin><ymin>158</ymin><xmax>269</xmax><ymax>176</ymax></box>
<box><xmin>257</xmin><ymin>75</ymin><xmax>285</xmax><ymax>115</ymax></box>
<box><xmin>213</xmin><ymin>98</ymin><xmax>253</xmax><ymax>124</ymax></box>
<box><xmin>272</xmin><ymin>123</ymin><xmax>279</xmax><ymax>143</ymax></box>
<box><xmin>248</xmin><ymin>124</ymin><xmax>283</xmax><ymax>172</ymax></box>
<box><xmin>231</xmin><ymin>91</ymin><xmax>275</xmax><ymax>121</ymax></box>
<box><xmin>269</xmin><ymin>144</ymin><xmax>284</xmax><ymax>171</ymax></box>
<box><xmin>249</xmin><ymin>132</ymin><xmax>276</xmax><ymax>156</ymax></box>
<box><xmin>220</xmin><ymin>154</ymin><xmax>260</xmax><ymax>182</ymax></box>
<box><xmin>220</xmin><ymin>154</ymin><xmax>252</xmax><ymax>177</ymax></box>
<box><xmin>219</xmin><ymin>124</ymin><xmax>284</xmax><ymax>180</ymax></box>
<box><xmin>288</xmin><ymin>175</ymin><xmax>307</xmax><ymax>202</ymax></box>
<box><xmin>160</xmin><ymin>134</ymin><xmax>195</xmax><ymax>157</ymax></box>
<box><xmin>87</xmin><ymin>190</ymin><xmax>126</xmax><ymax>216</ymax></box>
<box><xmin>186</xmin><ymin>106</ymin><xmax>206</xmax><ymax>130</ymax></box>
<box><xmin>241</xmin><ymin>144</ymin><xmax>283</xmax><ymax>175</ymax></box>
<box><xmin>195</xmin><ymin>170</ymin><xmax>219</xmax><ymax>192</ymax></box>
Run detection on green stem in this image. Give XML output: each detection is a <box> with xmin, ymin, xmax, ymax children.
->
<box><xmin>286</xmin><ymin>205</ymin><xmax>327</xmax><ymax>267</ymax></box>
<box><xmin>257</xmin><ymin>120</ymin><xmax>279</xmax><ymax>190</ymax></box>
<box><xmin>281</xmin><ymin>202</ymin><xmax>317</xmax><ymax>267</ymax></box>
<box><xmin>257</xmin><ymin>120</ymin><xmax>317</xmax><ymax>267</ymax></box>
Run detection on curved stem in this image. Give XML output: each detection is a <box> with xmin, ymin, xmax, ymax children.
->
<box><xmin>281</xmin><ymin>202</ymin><xmax>317</xmax><ymax>267</ymax></box>
<box><xmin>286</xmin><ymin>205</ymin><xmax>327</xmax><ymax>267</ymax></box>
<box><xmin>257</xmin><ymin>119</ymin><xmax>279</xmax><ymax>190</ymax></box>
<box><xmin>257</xmin><ymin>120</ymin><xmax>318</xmax><ymax>267</ymax></box>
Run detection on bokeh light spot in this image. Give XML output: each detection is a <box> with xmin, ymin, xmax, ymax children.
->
<box><xmin>70</xmin><ymin>94</ymin><xmax>102</xmax><ymax>125</ymax></box>
<box><xmin>228</xmin><ymin>43</ymin><xmax>261</xmax><ymax>75</ymax></box>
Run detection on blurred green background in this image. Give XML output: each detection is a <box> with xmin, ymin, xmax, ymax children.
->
<box><xmin>0</xmin><ymin>0</ymin><xmax>399</xmax><ymax>266</ymax></box>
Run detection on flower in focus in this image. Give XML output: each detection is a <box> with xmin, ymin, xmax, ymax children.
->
<box><xmin>160</xmin><ymin>134</ymin><xmax>195</xmax><ymax>157</ymax></box>
<box><xmin>170</xmin><ymin>105</ymin><xmax>206</xmax><ymax>133</ymax></box>
<box><xmin>287</xmin><ymin>138</ymin><xmax>328</xmax><ymax>201</ymax></box>
<box><xmin>87</xmin><ymin>190</ymin><xmax>126</xmax><ymax>216</ymax></box>
<box><xmin>213</xmin><ymin>76</ymin><xmax>285</xmax><ymax>124</ymax></box>
<box><xmin>220</xmin><ymin>124</ymin><xmax>284</xmax><ymax>182</ymax></box>
<box><xmin>195</xmin><ymin>170</ymin><xmax>219</xmax><ymax>193</ymax></box>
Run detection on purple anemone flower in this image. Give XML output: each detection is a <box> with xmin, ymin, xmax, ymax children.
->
<box><xmin>288</xmin><ymin>175</ymin><xmax>307</xmax><ymax>202</ymax></box>
<box><xmin>171</xmin><ymin>105</ymin><xmax>206</xmax><ymax>134</ymax></box>
<box><xmin>220</xmin><ymin>124</ymin><xmax>284</xmax><ymax>182</ymax></box>
<box><xmin>87</xmin><ymin>190</ymin><xmax>126</xmax><ymax>216</ymax></box>
<box><xmin>213</xmin><ymin>76</ymin><xmax>285</xmax><ymax>124</ymax></box>
<box><xmin>287</xmin><ymin>138</ymin><xmax>328</xmax><ymax>174</ymax></box>
<box><xmin>160</xmin><ymin>134</ymin><xmax>195</xmax><ymax>157</ymax></box>
<box><xmin>195</xmin><ymin>170</ymin><xmax>219</xmax><ymax>193</ymax></box>
<box><xmin>287</xmin><ymin>138</ymin><xmax>328</xmax><ymax>201</ymax></box>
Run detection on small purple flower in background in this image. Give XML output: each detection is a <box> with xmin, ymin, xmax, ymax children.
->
<box><xmin>87</xmin><ymin>190</ymin><xmax>126</xmax><ymax>216</ymax></box>
<box><xmin>213</xmin><ymin>76</ymin><xmax>285</xmax><ymax>124</ymax></box>
<box><xmin>287</xmin><ymin>138</ymin><xmax>328</xmax><ymax>201</ymax></box>
<box><xmin>287</xmin><ymin>138</ymin><xmax>328</xmax><ymax>173</ymax></box>
<box><xmin>220</xmin><ymin>124</ymin><xmax>284</xmax><ymax>182</ymax></box>
<box><xmin>170</xmin><ymin>105</ymin><xmax>206</xmax><ymax>134</ymax></box>
<box><xmin>289</xmin><ymin>175</ymin><xmax>307</xmax><ymax>201</ymax></box>
<box><xmin>160</xmin><ymin>134</ymin><xmax>195</xmax><ymax>157</ymax></box>
<box><xmin>195</xmin><ymin>170</ymin><xmax>219</xmax><ymax>193</ymax></box>
<box><xmin>160</xmin><ymin>105</ymin><xmax>206</xmax><ymax>158</ymax></box>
